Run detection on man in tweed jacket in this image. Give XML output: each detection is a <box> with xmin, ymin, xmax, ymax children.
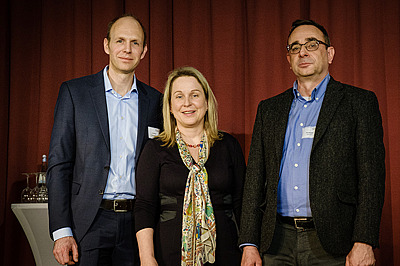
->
<box><xmin>239</xmin><ymin>20</ymin><xmax>385</xmax><ymax>266</ymax></box>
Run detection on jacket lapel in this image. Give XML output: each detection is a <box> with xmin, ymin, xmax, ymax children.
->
<box><xmin>89</xmin><ymin>71</ymin><xmax>110</xmax><ymax>151</ymax></box>
<box><xmin>312</xmin><ymin>78</ymin><xmax>344</xmax><ymax>151</ymax></box>
<box><xmin>275</xmin><ymin>89</ymin><xmax>294</xmax><ymax>160</ymax></box>
<box><xmin>136</xmin><ymin>80</ymin><xmax>149</xmax><ymax>162</ymax></box>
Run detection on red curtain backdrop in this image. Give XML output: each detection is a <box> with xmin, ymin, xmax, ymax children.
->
<box><xmin>1</xmin><ymin>0</ymin><xmax>399</xmax><ymax>265</ymax></box>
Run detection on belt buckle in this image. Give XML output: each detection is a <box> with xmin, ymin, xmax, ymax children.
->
<box><xmin>293</xmin><ymin>217</ymin><xmax>307</xmax><ymax>230</ymax></box>
<box><xmin>113</xmin><ymin>200</ymin><xmax>128</xmax><ymax>213</ymax></box>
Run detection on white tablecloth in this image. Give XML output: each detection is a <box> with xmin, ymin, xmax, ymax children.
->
<box><xmin>11</xmin><ymin>203</ymin><xmax>58</xmax><ymax>266</ymax></box>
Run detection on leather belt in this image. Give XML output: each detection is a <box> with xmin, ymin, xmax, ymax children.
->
<box><xmin>278</xmin><ymin>214</ymin><xmax>315</xmax><ymax>230</ymax></box>
<box><xmin>100</xmin><ymin>199</ymin><xmax>135</xmax><ymax>212</ymax></box>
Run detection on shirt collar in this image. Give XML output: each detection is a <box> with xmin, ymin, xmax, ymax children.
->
<box><xmin>292</xmin><ymin>74</ymin><xmax>330</xmax><ymax>102</ymax></box>
<box><xmin>103</xmin><ymin>66</ymin><xmax>138</xmax><ymax>95</ymax></box>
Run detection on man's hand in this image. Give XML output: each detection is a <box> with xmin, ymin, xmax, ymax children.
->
<box><xmin>241</xmin><ymin>246</ymin><xmax>262</xmax><ymax>266</ymax></box>
<box><xmin>53</xmin><ymin>236</ymin><xmax>79</xmax><ymax>265</ymax></box>
<box><xmin>346</xmin><ymin>242</ymin><xmax>375</xmax><ymax>266</ymax></box>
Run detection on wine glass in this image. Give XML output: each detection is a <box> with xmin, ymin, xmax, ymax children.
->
<box><xmin>30</xmin><ymin>172</ymin><xmax>39</xmax><ymax>203</ymax></box>
<box><xmin>20</xmin><ymin>173</ymin><xmax>31</xmax><ymax>203</ymax></box>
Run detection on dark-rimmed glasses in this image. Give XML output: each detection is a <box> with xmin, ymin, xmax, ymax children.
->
<box><xmin>287</xmin><ymin>39</ymin><xmax>329</xmax><ymax>54</ymax></box>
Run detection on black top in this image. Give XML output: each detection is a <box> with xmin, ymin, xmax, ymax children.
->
<box><xmin>135</xmin><ymin>132</ymin><xmax>245</xmax><ymax>265</ymax></box>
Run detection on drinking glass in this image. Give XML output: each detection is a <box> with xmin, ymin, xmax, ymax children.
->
<box><xmin>30</xmin><ymin>172</ymin><xmax>39</xmax><ymax>203</ymax></box>
<box><xmin>20</xmin><ymin>173</ymin><xmax>31</xmax><ymax>203</ymax></box>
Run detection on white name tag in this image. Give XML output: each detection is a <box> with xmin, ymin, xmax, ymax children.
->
<box><xmin>148</xmin><ymin>126</ymin><xmax>160</xmax><ymax>139</ymax></box>
<box><xmin>302</xmin><ymin>126</ymin><xmax>316</xmax><ymax>139</ymax></box>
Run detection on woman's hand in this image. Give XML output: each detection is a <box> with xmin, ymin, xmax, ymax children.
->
<box><xmin>136</xmin><ymin>228</ymin><xmax>158</xmax><ymax>266</ymax></box>
<box><xmin>140</xmin><ymin>256</ymin><xmax>158</xmax><ymax>266</ymax></box>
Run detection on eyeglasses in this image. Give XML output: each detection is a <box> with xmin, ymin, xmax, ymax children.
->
<box><xmin>287</xmin><ymin>39</ymin><xmax>329</xmax><ymax>54</ymax></box>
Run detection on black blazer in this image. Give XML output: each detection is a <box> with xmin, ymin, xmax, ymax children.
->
<box><xmin>239</xmin><ymin>77</ymin><xmax>385</xmax><ymax>255</ymax></box>
<box><xmin>47</xmin><ymin>70</ymin><xmax>162</xmax><ymax>242</ymax></box>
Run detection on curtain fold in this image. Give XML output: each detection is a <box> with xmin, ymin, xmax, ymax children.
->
<box><xmin>0</xmin><ymin>0</ymin><xmax>10</xmax><ymax>263</ymax></box>
<box><xmin>1</xmin><ymin>0</ymin><xmax>399</xmax><ymax>265</ymax></box>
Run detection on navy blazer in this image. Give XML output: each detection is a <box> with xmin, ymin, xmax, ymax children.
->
<box><xmin>239</xmin><ymin>77</ymin><xmax>385</xmax><ymax>255</ymax></box>
<box><xmin>47</xmin><ymin>70</ymin><xmax>162</xmax><ymax>242</ymax></box>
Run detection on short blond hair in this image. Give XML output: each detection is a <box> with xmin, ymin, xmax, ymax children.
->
<box><xmin>158</xmin><ymin>66</ymin><xmax>221</xmax><ymax>147</ymax></box>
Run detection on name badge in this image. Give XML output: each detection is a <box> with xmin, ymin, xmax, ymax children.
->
<box><xmin>302</xmin><ymin>126</ymin><xmax>316</xmax><ymax>139</ymax></box>
<box><xmin>148</xmin><ymin>126</ymin><xmax>160</xmax><ymax>139</ymax></box>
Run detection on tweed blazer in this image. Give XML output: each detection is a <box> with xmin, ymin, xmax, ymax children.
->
<box><xmin>239</xmin><ymin>77</ymin><xmax>385</xmax><ymax>255</ymax></box>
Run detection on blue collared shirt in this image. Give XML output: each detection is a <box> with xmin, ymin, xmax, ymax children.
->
<box><xmin>103</xmin><ymin>66</ymin><xmax>139</xmax><ymax>199</ymax></box>
<box><xmin>277</xmin><ymin>74</ymin><xmax>330</xmax><ymax>217</ymax></box>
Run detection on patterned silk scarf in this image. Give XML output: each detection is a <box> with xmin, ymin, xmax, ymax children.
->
<box><xmin>176</xmin><ymin>130</ymin><xmax>217</xmax><ymax>265</ymax></box>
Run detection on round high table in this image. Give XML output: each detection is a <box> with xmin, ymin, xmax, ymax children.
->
<box><xmin>11</xmin><ymin>203</ymin><xmax>58</xmax><ymax>266</ymax></box>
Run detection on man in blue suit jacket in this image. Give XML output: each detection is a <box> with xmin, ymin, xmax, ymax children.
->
<box><xmin>47</xmin><ymin>14</ymin><xmax>162</xmax><ymax>265</ymax></box>
<box><xmin>239</xmin><ymin>20</ymin><xmax>385</xmax><ymax>266</ymax></box>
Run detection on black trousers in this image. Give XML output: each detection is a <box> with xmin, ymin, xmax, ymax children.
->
<box><xmin>76</xmin><ymin>208</ymin><xmax>139</xmax><ymax>266</ymax></box>
<box><xmin>263</xmin><ymin>218</ymin><xmax>346</xmax><ymax>266</ymax></box>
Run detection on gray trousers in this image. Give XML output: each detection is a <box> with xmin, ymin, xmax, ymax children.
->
<box><xmin>262</xmin><ymin>218</ymin><xmax>346</xmax><ymax>266</ymax></box>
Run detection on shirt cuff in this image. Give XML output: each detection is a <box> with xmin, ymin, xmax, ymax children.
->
<box><xmin>239</xmin><ymin>243</ymin><xmax>258</xmax><ymax>249</ymax></box>
<box><xmin>53</xmin><ymin>227</ymin><xmax>73</xmax><ymax>241</ymax></box>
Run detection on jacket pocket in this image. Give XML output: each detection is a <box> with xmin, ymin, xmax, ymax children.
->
<box><xmin>337</xmin><ymin>190</ymin><xmax>357</xmax><ymax>205</ymax></box>
<box><xmin>71</xmin><ymin>181</ymin><xmax>81</xmax><ymax>195</ymax></box>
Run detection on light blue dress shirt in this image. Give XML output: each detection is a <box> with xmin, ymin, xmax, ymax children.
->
<box><xmin>277</xmin><ymin>74</ymin><xmax>330</xmax><ymax>217</ymax></box>
<box><xmin>53</xmin><ymin>66</ymin><xmax>139</xmax><ymax>241</ymax></box>
<box><xmin>103</xmin><ymin>66</ymin><xmax>138</xmax><ymax>200</ymax></box>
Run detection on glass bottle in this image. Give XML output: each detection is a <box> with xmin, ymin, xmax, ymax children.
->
<box><xmin>37</xmin><ymin>155</ymin><xmax>48</xmax><ymax>203</ymax></box>
<box><xmin>40</xmin><ymin>154</ymin><xmax>48</xmax><ymax>172</ymax></box>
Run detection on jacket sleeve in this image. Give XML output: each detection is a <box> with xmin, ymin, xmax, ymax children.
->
<box><xmin>47</xmin><ymin>82</ymin><xmax>76</xmax><ymax>239</ymax></box>
<box><xmin>238</xmin><ymin>102</ymin><xmax>267</xmax><ymax>247</ymax></box>
<box><xmin>352</xmin><ymin>90</ymin><xmax>385</xmax><ymax>248</ymax></box>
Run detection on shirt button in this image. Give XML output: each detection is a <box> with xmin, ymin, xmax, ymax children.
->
<box><xmin>300</xmin><ymin>123</ymin><xmax>304</xmax><ymax>127</ymax></box>
<box><xmin>297</xmin><ymin>143</ymin><xmax>301</xmax><ymax>147</ymax></box>
<box><xmin>294</xmin><ymin>163</ymin><xmax>298</xmax><ymax>167</ymax></box>
<box><xmin>294</xmin><ymin>186</ymin><xmax>298</xmax><ymax>190</ymax></box>
<box><xmin>296</xmin><ymin>209</ymin><xmax>300</xmax><ymax>213</ymax></box>
<box><xmin>120</xmin><ymin>155</ymin><xmax>123</xmax><ymax>158</ymax></box>
<box><xmin>316</xmin><ymin>97</ymin><xmax>319</xmax><ymax>100</ymax></box>
<box><xmin>121</xmin><ymin>116</ymin><xmax>124</xmax><ymax>120</ymax></box>
<box><xmin>304</xmin><ymin>104</ymin><xmax>308</xmax><ymax>108</ymax></box>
